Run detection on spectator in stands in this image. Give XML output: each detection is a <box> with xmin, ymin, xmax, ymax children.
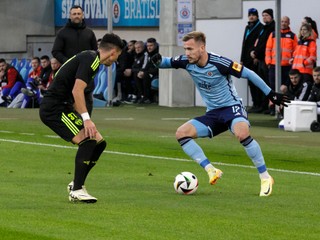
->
<box><xmin>0</xmin><ymin>58</ymin><xmax>25</xmax><ymax>105</ymax></box>
<box><xmin>122</xmin><ymin>40</ymin><xmax>137</xmax><ymax>103</ymax></box>
<box><xmin>131</xmin><ymin>40</ymin><xmax>146</xmax><ymax>103</ymax></box>
<box><xmin>249</xmin><ymin>8</ymin><xmax>275</xmax><ymax>113</ymax></box>
<box><xmin>52</xmin><ymin>5</ymin><xmax>97</xmax><ymax>64</ymax></box>
<box><xmin>302</xmin><ymin>16</ymin><xmax>318</xmax><ymax>40</ymax></box>
<box><xmin>115</xmin><ymin>39</ymin><xmax>136</xmax><ymax>103</ymax></box>
<box><xmin>138</xmin><ymin>37</ymin><xmax>159</xmax><ymax>104</ymax></box>
<box><xmin>8</xmin><ymin>58</ymin><xmax>61</xmax><ymax>108</ymax></box>
<box><xmin>286</xmin><ymin>69</ymin><xmax>312</xmax><ymax>101</ymax></box>
<box><xmin>21</xmin><ymin>55</ymin><xmax>52</xmax><ymax>108</ymax></box>
<box><xmin>290</xmin><ymin>23</ymin><xmax>317</xmax><ymax>84</ymax></box>
<box><xmin>240</xmin><ymin>8</ymin><xmax>264</xmax><ymax>112</ymax></box>
<box><xmin>308</xmin><ymin>66</ymin><xmax>320</xmax><ymax>121</ymax></box>
<box><xmin>265</xmin><ymin>16</ymin><xmax>297</xmax><ymax>115</ymax></box>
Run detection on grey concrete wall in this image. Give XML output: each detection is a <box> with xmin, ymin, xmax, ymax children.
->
<box><xmin>0</xmin><ymin>0</ymin><xmax>55</xmax><ymax>53</ymax></box>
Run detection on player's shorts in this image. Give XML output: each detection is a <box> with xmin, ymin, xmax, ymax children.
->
<box><xmin>39</xmin><ymin>100</ymin><xmax>84</xmax><ymax>142</ymax></box>
<box><xmin>192</xmin><ymin>104</ymin><xmax>249</xmax><ymax>138</ymax></box>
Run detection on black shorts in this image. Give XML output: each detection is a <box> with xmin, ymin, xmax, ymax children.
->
<box><xmin>39</xmin><ymin>100</ymin><xmax>84</xmax><ymax>142</ymax></box>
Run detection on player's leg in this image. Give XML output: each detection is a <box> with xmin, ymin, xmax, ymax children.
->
<box><xmin>84</xmin><ymin>132</ymin><xmax>107</xmax><ymax>180</ymax></box>
<box><xmin>176</xmin><ymin>120</ymin><xmax>222</xmax><ymax>185</ymax></box>
<box><xmin>232</xmin><ymin>119</ymin><xmax>273</xmax><ymax>196</ymax></box>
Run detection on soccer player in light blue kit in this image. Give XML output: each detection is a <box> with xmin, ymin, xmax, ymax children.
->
<box><xmin>151</xmin><ymin>31</ymin><xmax>290</xmax><ymax>196</ymax></box>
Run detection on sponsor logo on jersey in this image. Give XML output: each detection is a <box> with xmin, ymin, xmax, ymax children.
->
<box><xmin>198</xmin><ymin>81</ymin><xmax>212</xmax><ymax>91</ymax></box>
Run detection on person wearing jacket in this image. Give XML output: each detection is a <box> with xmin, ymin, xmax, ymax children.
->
<box><xmin>0</xmin><ymin>58</ymin><xmax>25</xmax><ymax>105</ymax></box>
<box><xmin>240</xmin><ymin>8</ymin><xmax>264</xmax><ymax>113</ymax></box>
<box><xmin>291</xmin><ymin>23</ymin><xmax>317</xmax><ymax>84</ymax></box>
<box><xmin>51</xmin><ymin>5</ymin><xmax>97</xmax><ymax>64</ymax></box>
<box><xmin>131</xmin><ymin>41</ymin><xmax>146</xmax><ymax>103</ymax></box>
<box><xmin>265</xmin><ymin>16</ymin><xmax>298</xmax><ymax>115</ymax></box>
<box><xmin>249</xmin><ymin>8</ymin><xmax>275</xmax><ymax>113</ymax></box>
<box><xmin>138</xmin><ymin>37</ymin><xmax>159</xmax><ymax>103</ymax></box>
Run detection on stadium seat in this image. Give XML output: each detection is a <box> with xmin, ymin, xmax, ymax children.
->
<box><xmin>93</xmin><ymin>63</ymin><xmax>116</xmax><ymax>107</ymax></box>
<box><xmin>19</xmin><ymin>67</ymin><xmax>29</xmax><ymax>82</ymax></box>
<box><xmin>10</xmin><ymin>58</ymin><xmax>19</xmax><ymax>70</ymax></box>
<box><xmin>151</xmin><ymin>78</ymin><xmax>159</xmax><ymax>90</ymax></box>
<box><xmin>18</xmin><ymin>58</ymin><xmax>28</xmax><ymax>71</ymax></box>
<box><xmin>93</xmin><ymin>65</ymin><xmax>107</xmax><ymax>95</ymax></box>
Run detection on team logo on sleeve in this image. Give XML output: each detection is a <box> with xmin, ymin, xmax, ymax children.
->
<box><xmin>232</xmin><ymin>62</ymin><xmax>242</xmax><ymax>72</ymax></box>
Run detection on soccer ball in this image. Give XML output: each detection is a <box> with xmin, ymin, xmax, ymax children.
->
<box><xmin>173</xmin><ymin>172</ymin><xmax>198</xmax><ymax>195</ymax></box>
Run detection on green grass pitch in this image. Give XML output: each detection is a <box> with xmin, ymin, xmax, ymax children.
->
<box><xmin>0</xmin><ymin>105</ymin><xmax>319</xmax><ymax>240</ymax></box>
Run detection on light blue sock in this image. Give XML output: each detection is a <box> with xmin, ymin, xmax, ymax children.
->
<box><xmin>179</xmin><ymin>138</ymin><xmax>211</xmax><ymax>169</ymax></box>
<box><xmin>241</xmin><ymin>136</ymin><xmax>267</xmax><ymax>173</ymax></box>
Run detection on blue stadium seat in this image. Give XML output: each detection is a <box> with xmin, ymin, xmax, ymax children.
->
<box><xmin>19</xmin><ymin>67</ymin><xmax>29</xmax><ymax>82</ymax></box>
<box><xmin>151</xmin><ymin>78</ymin><xmax>159</xmax><ymax>90</ymax></box>
<box><xmin>93</xmin><ymin>65</ymin><xmax>107</xmax><ymax>95</ymax></box>
<box><xmin>93</xmin><ymin>63</ymin><xmax>116</xmax><ymax>107</ymax></box>
<box><xmin>10</xmin><ymin>58</ymin><xmax>19</xmax><ymax>70</ymax></box>
<box><xmin>18</xmin><ymin>58</ymin><xmax>28</xmax><ymax>71</ymax></box>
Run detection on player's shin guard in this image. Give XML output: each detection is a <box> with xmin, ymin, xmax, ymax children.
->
<box><xmin>73</xmin><ymin>139</ymin><xmax>97</xmax><ymax>190</ymax></box>
<box><xmin>241</xmin><ymin>136</ymin><xmax>267</xmax><ymax>173</ymax></box>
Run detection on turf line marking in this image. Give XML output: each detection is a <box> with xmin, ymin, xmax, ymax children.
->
<box><xmin>161</xmin><ymin>118</ymin><xmax>190</xmax><ymax>120</ymax></box>
<box><xmin>20</xmin><ymin>133</ymin><xmax>35</xmax><ymax>136</ymax></box>
<box><xmin>104</xmin><ymin>118</ymin><xmax>134</xmax><ymax>120</ymax></box>
<box><xmin>0</xmin><ymin>138</ymin><xmax>319</xmax><ymax>177</ymax></box>
<box><xmin>0</xmin><ymin>130</ymin><xmax>14</xmax><ymax>133</ymax></box>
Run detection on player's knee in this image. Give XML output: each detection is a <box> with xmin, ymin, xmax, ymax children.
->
<box><xmin>235</xmin><ymin>131</ymin><xmax>250</xmax><ymax>142</ymax></box>
<box><xmin>175</xmin><ymin>124</ymin><xmax>196</xmax><ymax>140</ymax></box>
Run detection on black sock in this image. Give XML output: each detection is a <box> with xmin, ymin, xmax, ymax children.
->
<box><xmin>84</xmin><ymin>139</ymin><xmax>107</xmax><ymax>180</ymax></box>
<box><xmin>73</xmin><ymin>139</ymin><xmax>97</xmax><ymax>190</ymax></box>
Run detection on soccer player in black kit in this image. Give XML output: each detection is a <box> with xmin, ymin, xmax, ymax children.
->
<box><xmin>39</xmin><ymin>33</ymin><xmax>123</xmax><ymax>203</ymax></box>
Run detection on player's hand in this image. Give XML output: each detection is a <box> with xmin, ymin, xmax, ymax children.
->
<box><xmin>83</xmin><ymin>119</ymin><xmax>97</xmax><ymax>138</ymax></box>
<box><xmin>267</xmin><ymin>90</ymin><xmax>291</xmax><ymax>107</ymax></box>
<box><xmin>151</xmin><ymin>53</ymin><xmax>162</xmax><ymax>66</ymax></box>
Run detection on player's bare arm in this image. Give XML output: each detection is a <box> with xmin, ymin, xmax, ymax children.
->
<box><xmin>72</xmin><ymin>79</ymin><xmax>97</xmax><ymax>139</ymax></box>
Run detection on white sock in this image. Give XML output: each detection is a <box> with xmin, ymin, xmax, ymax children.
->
<box><xmin>259</xmin><ymin>171</ymin><xmax>271</xmax><ymax>180</ymax></box>
<box><xmin>205</xmin><ymin>164</ymin><xmax>215</xmax><ymax>172</ymax></box>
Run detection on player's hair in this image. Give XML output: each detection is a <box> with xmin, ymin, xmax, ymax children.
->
<box><xmin>70</xmin><ymin>5</ymin><xmax>83</xmax><ymax>12</ymax></box>
<box><xmin>40</xmin><ymin>55</ymin><xmax>50</xmax><ymax>61</ymax></box>
<box><xmin>313</xmin><ymin>66</ymin><xmax>320</xmax><ymax>72</ymax></box>
<box><xmin>0</xmin><ymin>58</ymin><xmax>6</xmax><ymax>64</ymax></box>
<box><xmin>289</xmin><ymin>69</ymin><xmax>301</xmax><ymax>76</ymax></box>
<box><xmin>32</xmin><ymin>56</ymin><xmax>40</xmax><ymax>63</ymax></box>
<box><xmin>99</xmin><ymin>33</ymin><xmax>124</xmax><ymax>51</ymax></box>
<box><xmin>182</xmin><ymin>31</ymin><xmax>206</xmax><ymax>45</ymax></box>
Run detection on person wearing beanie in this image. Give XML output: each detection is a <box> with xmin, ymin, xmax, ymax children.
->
<box><xmin>240</xmin><ymin>8</ymin><xmax>264</xmax><ymax>113</ymax></box>
<box><xmin>262</xmin><ymin>8</ymin><xmax>274</xmax><ymax>19</ymax></box>
<box><xmin>248</xmin><ymin>8</ymin><xmax>275</xmax><ymax>113</ymax></box>
<box><xmin>248</xmin><ymin>8</ymin><xmax>259</xmax><ymax>17</ymax></box>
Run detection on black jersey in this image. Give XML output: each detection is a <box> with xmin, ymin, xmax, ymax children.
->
<box><xmin>43</xmin><ymin>50</ymin><xmax>100</xmax><ymax>105</ymax></box>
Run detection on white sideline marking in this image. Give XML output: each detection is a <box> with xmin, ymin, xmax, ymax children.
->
<box><xmin>20</xmin><ymin>133</ymin><xmax>35</xmax><ymax>136</ymax></box>
<box><xmin>161</xmin><ymin>118</ymin><xmax>189</xmax><ymax>121</ymax></box>
<box><xmin>0</xmin><ymin>138</ymin><xmax>319</xmax><ymax>177</ymax></box>
<box><xmin>0</xmin><ymin>130</ymin><xmax>14</xmax><ymax>133</ymax></box>
<box><xmin>104</xmin><ymin>118</ymin><xmax>134</xmax><ymax>120</ymax></box>
<box><xmin>44</xmin><ymin>135</ymin><xmax>60</xmax><ymax>138</ymax></box>
<box><xmin>265</xmin><ymin>136</ymin><xmax>299</xmax><ymax>139</ymax></box>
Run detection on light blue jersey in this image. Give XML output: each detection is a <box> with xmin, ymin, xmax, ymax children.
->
<box><xmin>159</xmin><ymin>52</ymin><xmax>271</xmax><ymax>111</ymax></box>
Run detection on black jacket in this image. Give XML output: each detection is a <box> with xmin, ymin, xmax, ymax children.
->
<box><xmin>253</xmin><ymin>20</ymin><xmax>275</xmax><ymax>61</ymax></box>
<box><xmin>52</xmin><ymin>20</ymin><xmax>97</xmax><ymax>64</ymax></box>
<box><xmin>141</xmin><ymin>46</ymin><xmax>159</xmax><ymax>79</ymax></box>
<box><xmin>308</xmin><ymin>83</ymin><xmax>320</xmax><ymax>105</ymax></box>
<box><xmin>287</xmin><ymin>81</ymin><xmax>312</xmax><ymax>101</ymax></box>
<box><xmin>240</xmin><ymin>19</ymin><xmax>264</xmax><ymax>69</ymax></box>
